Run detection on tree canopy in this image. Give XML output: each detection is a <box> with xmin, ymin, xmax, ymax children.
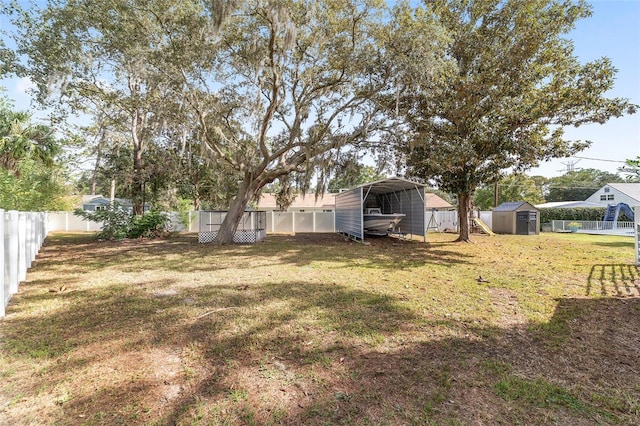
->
<box><xmin>0</xmin><ymin>97</ymin><xmax>70</xmax><ymax>210</ymax></box>
<box><xmin>619</xmin><ymin>157</ymin><xmax>640</xmax><ymax>182</ymax></box>
<box><xmin>12</xmin><ymin>0</ymin><xmax>448</xmax><ymax>243</ymax></box>
<box><xmin>545</xmin><ymin>168</ymin><xmax>625</xmax><ymax>202</ymax></box>
<box><xmin>473</xmin><ymin>174</ymin><xmax>545</xmax><ymax>210</ymax></box>
<box><xmin>0</xmin><ymin>97</ymin><xmax>60</xmax><ymax>177</ymax></box>
<box><xmin>328</xmin><ymin>163</ymin><xmax>386</xmax><ymax>193</ymax></box>
<box><xmin>401</xmin><ymin>0</ymin><xmax>637</xmax><ymax>241</ymax></box>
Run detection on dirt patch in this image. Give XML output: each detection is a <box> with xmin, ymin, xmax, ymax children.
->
<box><xmin>488</xmin><ymin>287</ymin><xmax>527</xmax><ymax>327</ymax></box>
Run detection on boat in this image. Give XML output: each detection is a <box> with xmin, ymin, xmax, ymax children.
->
<box><xmin>363</xmin><ymin>208</ymin><xmax>406</xmax><ymax>235</ymax></box>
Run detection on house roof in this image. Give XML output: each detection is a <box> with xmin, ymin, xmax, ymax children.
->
<box><xmin>81</xmin><ymin>194</ymin><xmax>106</xmax><ymax>204</ymax></box>
<box><xmin>606</xmin><ymin>183</ymin><xmax>640</xmax><ymax>202</ymax></box>
<box><xmin>535</xmin><ymin>201</ymin><xmax>603</xmax><ymax>209</ymax></box>
<box><xmin>493</xmin><ymin>201</ymin><xmax>538</xmax><ymax>212</ymax></box>
<box><xmin>257</xmin><ymin>193</ymin><xmax>336</xmax><ymax>209</ymax></box>
<box><xmin>425</xmin><ymin>193</ymin><xmax>453</xmax><ymax>209</ymax></box>
<box><xmin>80</xmin><ymin>195</ymin><xmax>138</xmax><ymax>208</ymax></box>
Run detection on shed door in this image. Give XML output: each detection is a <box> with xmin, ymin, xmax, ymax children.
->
<box><xmin>516</xmin><ymin>211</ymin><xmax>536</xmax><ymax>235</ymax></box>
<box><xmin>528</xmin><ymin>211</ymin><xmax>537</xmax><ymax>234</ymax></box>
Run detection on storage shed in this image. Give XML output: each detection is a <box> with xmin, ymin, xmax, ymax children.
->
<box><xmin>492</xmin><ymin>201</ymin><xmax>540</xmax><ymax>235</ymax></box>
<box><xmin>335</xmin><ymin>177</ymin><xmax>426</xmax><ymax>241</ymax></box>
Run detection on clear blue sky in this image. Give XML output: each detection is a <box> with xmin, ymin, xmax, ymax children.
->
<box><xmin>1</xmin><ymin>0</ymin><xmax>639</xmax><ymax>178</ymax></box>
<box><xmin>529</xmin><ymin>0</ymin><xmax>640</xmax><ymax>177</ymax></box>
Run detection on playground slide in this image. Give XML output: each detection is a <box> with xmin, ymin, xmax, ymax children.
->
<box><xmin>603</xmin><ymin>203</ymin><xmax>635</xmax><ymax>223</ymax></box>
<box><xmin>472</xmin><ymin>218</ymin><xmax>495</xmax><ymax>236</ymax></box>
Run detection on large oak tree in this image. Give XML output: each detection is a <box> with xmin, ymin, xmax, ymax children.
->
<box><xmin>167</xmin><ymin>0</ymin><xmax>445</xmax><ymax>244</ymax></box>
<box><xmin>13</xmin><ymin>0</ymin><xmax>447</xmax><ymax>244</ymax></box>
<box><xmin>402</xmin><ymin>0</ymin><xmax>636</xmax><ymax>241</ymax></box>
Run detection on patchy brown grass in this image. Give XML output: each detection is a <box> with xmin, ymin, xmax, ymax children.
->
<box><xmin>0</xmin><ymin>231</ymin><xmax>638</xmax><ymax>425</ymax></box>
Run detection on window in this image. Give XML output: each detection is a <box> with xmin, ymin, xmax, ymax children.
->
<box><xmin>600</xmin><ymin>195</ymin><xmax>607</xmax><ymax>201</ymax></box>
<box><xmin>323</xmin><ymin>209</ymin><xmax>333</xmax><ymax>212</ymax></box>
<box><xmin>607</xmin><ymin>194</ymin><xmax>614</xmax><ymax>201</ymax></box>
<box><xmin>95</xmin><ymin>205</ymin><xmax>108</xmax><ymax>211</ymax></box>
<box><xmin>604</xmin><ymin>187</ymin><xmax>610</xmax><ymax>193</ymax></box>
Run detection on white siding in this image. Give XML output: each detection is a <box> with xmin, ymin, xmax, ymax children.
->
<box><xmin>586</xmin><ymin>185</ymin><xmax>640</xmax><ymax>207</ymax></box>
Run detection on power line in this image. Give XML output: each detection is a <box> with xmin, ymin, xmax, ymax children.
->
<box><xmin>570</xmin><ymin>156</ymin><xmax>626</xmax><ymax>163</ymax></box>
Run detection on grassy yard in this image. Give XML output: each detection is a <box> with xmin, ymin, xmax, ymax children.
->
<box><xmin>0</xmin><ymin>231</ymin><xmax>638</xmax><ymax>425</ymax></box>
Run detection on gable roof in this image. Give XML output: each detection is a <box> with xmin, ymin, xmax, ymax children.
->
<box><xmin>494</xmin><ymin>201</ymin><xmax>538</xmax><ymax>212</ymax></box>
<box><xmin>425</xmin><ymin>193</ymin><xmax>453</xmax><ymax>209</ymax></box>
<box><xmin>606</xmin><ymin>183</ymin><xmax>640</xmax><ymax>202</ymax></box>
<box><xmin>257</xmin><ymin>193</ymin><xmax>336</xmax><ymax>209</ymax></box>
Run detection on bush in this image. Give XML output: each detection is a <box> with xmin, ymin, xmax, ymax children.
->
<box><xmin>129</xmin><ymin>210</ymin><xmax>170</xmax><ymax>239</ymax></box>
<box><xmin>74</xmin><ymin>206</ymin><xmax>170</xmax><ymax>240</ymax></box>
<box><xmin>539</xmin><ymin>207</ymin><xmax>632</xmax><ymax>224</ymax></box>
<box><xmin>74</xmin><ymin>206</ymin><xmax>132</xmax><ymax>240</ymax></box>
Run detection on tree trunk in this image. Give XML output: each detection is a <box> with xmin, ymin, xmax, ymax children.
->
<box><xmin>109</xmin><ymin>178</ymin><xmax>116</xmax><ymax>210</ymax></box>
<box><xmin>132</xmin><ymin>175</ymin><xmax>144</xmax><ymax>215</ymax></box>
<box><xmin>456</xmin><ymin>191</ymin><xmax>472</xmax><ymax>242</ymax></box>
<box><xmin>213</xmin><ymin>178</ymin><xmax>257</xmax><ymax>245</ymax></box>
<box><xmin>91</xmin><ymin>128</ymin><xmax>106</xmax><ymax>195</ymax></box>
<box><xmin>130</xmin><ymin>108</ymin><xmax>146</xmax><ymax>216</ymax></box>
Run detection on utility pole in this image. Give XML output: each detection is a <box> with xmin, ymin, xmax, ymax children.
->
<box><xmin>559</xmin><ymin>159</ymin><xmax>581</xmax><ymax>173</ymax></box>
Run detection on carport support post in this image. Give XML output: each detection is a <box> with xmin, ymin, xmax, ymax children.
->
<box><xmin>635</xmin><ymin>206</ymin><xmax>639</xmax><ymax>265</ymax></box>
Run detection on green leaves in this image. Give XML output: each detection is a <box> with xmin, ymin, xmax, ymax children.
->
<box><xmin>0</xmin><ymin>100</ymin><xmax>62</xmax><ymax>177</ymax></box>
<box><xmin>402</xmin><ymin>0</ymin><xmax>637</xmax><ymax>240</ymax></box>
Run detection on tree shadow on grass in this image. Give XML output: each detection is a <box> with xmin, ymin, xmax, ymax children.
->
<box><xmin>1</xmin><ymin>276</ymin><xmax>419</xmax><ymax>423</ymax></box>
<box><xmin>157</xmin><ymin>296</ymin><xmax>640</xmax><ymax>425</ymax></box>
<box><xmin>586</xmin><ymin>264</ymin><xmax>640</xmax><ymax>297</ymax></box>
<box><xmin>592</xmin><ymin>240</ymin><xmax>635</xmax><ymax>249</ymax></box>
<box><xmin>6</xmin><ymin>234</ymin><xmax>639</xmax><ymax>424</ymax></box>
<box><xmin>2</xmin><ymin>272</ymin><xmax>639</xmax><ymax>425</ymax></box>
<box><xmin>41</xmin><ymin>233</ymin><xmax>471</xmax><ymax>275</ymax></box>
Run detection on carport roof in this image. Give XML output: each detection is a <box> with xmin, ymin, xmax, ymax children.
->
<box><xmin>355</xmin><ymin>177</ymin><xmax>426</xmax><ymax>195</ymax></box>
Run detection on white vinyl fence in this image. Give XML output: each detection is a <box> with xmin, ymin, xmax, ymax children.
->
<box><xmin>46</xmin><ymin>211</ymin><xmax>337</xmax><ymax>234</ymax></box>
<box><xmin>551</xmin><ymin>220</ymin><xmax>634</xmax><ymax>236</ymax></box>
<box><xmin>2</xmin><ymin>210</ymin><xmax>48</xmax><ymax>317</ymax></box>
<box><xmin>267</xmin><ymin>211</ymin><xmax>335</xmax><ymax>233</ymax></box>
<box><xmin>426</xmin><ymin>210</ymin><xmax>460</xmax><ymax>232</ymax></box>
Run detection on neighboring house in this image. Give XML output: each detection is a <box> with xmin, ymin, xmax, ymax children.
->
<box><xmin>256</xmin><ymin>193</ymin><xmax>336</xmax><ymax>212</ymax></box>
<box><xmin>585</xmin><ymin>183</ymin><xmax>640</xmax><ymax>207</ymax></box>
<box><xmin>81</xmin><ymin>195</ymin><xmax>150</xmax><ymax>212</ymax></box>
<box><xmin>425</xmin><ymin>193</ymin><xmax>454</xmax><ymax>211</ymax></box>
<box><xmin>82</xmin><ymin>195</ymin><xmax>115</xmax><ymax>211</ymax></box>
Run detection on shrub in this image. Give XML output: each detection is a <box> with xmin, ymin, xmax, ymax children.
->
<box><xmin>539</xmin><ymin>207</ymin><xmax>633</xmax><ymax>225</ymax></box>
<box><xmin>74</xmin><ymin>206</ymin><xmax>170</xmax><ymax>240</ymax></box>
<box><xmin>129</xmin><ymin>210</ymin><xmax>170</xmax><ymax>239</ymax></box>
<box><xmin>74</xmin><ymin>206</ymin><xmax>132</xmax><ymax>240</ymax></box>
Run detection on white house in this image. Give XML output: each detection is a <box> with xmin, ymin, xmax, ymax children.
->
<box><xmin>585</xmin><ymin>183</ymin><xmax>640</xmax><ymax>207</ymax></box>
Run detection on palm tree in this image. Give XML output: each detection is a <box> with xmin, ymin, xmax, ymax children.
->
<box><xmin>0</xmin><ymin>103</ymin><xmax>60</xmax><ymax>177</ymax></box>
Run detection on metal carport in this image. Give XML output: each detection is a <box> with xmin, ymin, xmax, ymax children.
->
<box><xmin>334</xmin><ymin>177</ymin><xmax>427</xmax><ymax>241</ymax></box>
